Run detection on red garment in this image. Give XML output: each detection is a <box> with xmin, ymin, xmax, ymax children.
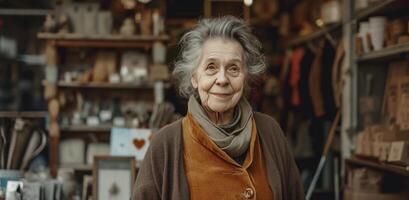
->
<box><xmin>289</xmin><ymin>48</ymin><xmax>305</xmax><ymax>106</ymax></box>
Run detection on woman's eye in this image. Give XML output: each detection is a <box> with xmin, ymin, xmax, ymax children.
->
<box><xmin>206</xmin><ymin>64</ymin><xmax>217</xmax><ymax>73</ymax></box>
<box><xmin>228</xmin><ymin>65</ymin><xmax>240</xmax><ymax>74</ymax></box>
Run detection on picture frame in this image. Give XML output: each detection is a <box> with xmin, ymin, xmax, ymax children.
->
<box><xmin>93</xmin><ymin>156</ymin><xmax>136</xmax><ymax>200</ymax></box>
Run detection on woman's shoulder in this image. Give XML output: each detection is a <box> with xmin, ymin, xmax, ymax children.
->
<box><xmin>253</xmin><ymin>112</ymin><xmax>281</xmax><ymax>130</ymax></box>
<box><xmin>150</xmin><ymin>118</ymin><xmax>183</xmax><ymax>149</ymax></box>
<box><xmin>253</xmin><ymin>112</ymin><xmax>286</xmax><ymax>140</ymax></box>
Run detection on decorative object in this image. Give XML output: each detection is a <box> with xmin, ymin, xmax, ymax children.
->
<box><xmin>57</xmin><ymin>168</ymin><xmax>76</xmax><ymax>199</ymax></box>
<box><xmin>120</xmin><ymin>18</ymin><xmax>136</xmax><ymax>37</ymax></box>
<box><xmin>321</xmin><ymin>0</ymin><xmax>341</xmax><ymax>24</ymax></box>
<box><xmin>369</xmin><ymin>16</ymin><xmax>387</xmax><ymax>51</ymax></box>
<box><xmin>93</xmin><ymin>156</ymin><xmax>135</xmax><ymax>200</ymax></box>
<box><xmin>0</xmin><ymin>170</ymin><xmax>23</xmax><ymax>198</ymax></box>
<box><xmin>120</xmin><ymin>52</ymin><xmax>148</xmax><ymax>83</ymax></box>
<box><xmin>67</xmin><ymin>4</ymin><xmax>84</xmax><ymax>34</ymax></box>
<box><xmin>57</xmin><ymin>13</ymin><xmax>71</xmax><ymax>33</ymax></box>
<box><xmin>152</xmin><ymin>42</ymin><xmax>166</xmax><ymax>64</ymax></box>
<box><xmin>150</xmin><ymin>64</ymin><xmax>169</xmax><ymax>81</ymax></box>
<box><xmin>93</xmin><ymin>52</ymin><xmax>117</xmax><ymax>83</ymax></box>
<box><xmin>140</xmin><ymin>10</ymin><xmax>152</xmax><ymax>36</ymax></box>
<box><xmin>86</xmin><ymin>143</ymin><xmax>110</xmax><ymax>165</ymax></box>
<box><xmin>82</xmin><ymin>175</ymin><xmax>93</xmax><ymax>200</ymax></box>
<box><xmin>42</xmin><ymin>14</ymin><xmax>58</xmax><ymax>33</ymax></box>
<box><xmin>97</xmin><ymin>11</ymin><xmax>112</xmax><ymax>36</ymax></box>
<box><xmin>59</xmin><ymin>139</ymin><xmax>85</xmax><ymax>165</ymax></box>
<box><xmin>110</xmin><ymin>128</ymin><xmax>153</xmax><ymax>162</ymax></box>
<box><xmin>83</xmin><ymin>3</ymin><xmax>99</xmax><ymax>36</ymax></box>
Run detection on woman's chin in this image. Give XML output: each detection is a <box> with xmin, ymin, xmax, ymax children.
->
<box><xmin>207</xmin><ymin>104</ymin><xmax>231</xmax><ymax>114</ymax></box>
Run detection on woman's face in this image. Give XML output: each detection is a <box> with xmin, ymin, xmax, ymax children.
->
<box><xmin>191</xmin><ymin>37</ymin><xmax>246</xmax><ymax>114</ymax></box>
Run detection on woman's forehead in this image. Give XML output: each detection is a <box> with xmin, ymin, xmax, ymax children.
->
<box><xmin>201</xmin><ymin>38</ymin><xmax>244</xmax><ymax>61</ymax></box>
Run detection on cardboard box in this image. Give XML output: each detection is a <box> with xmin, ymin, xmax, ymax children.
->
<box><xmin>348</xmin><ymin>168</ymin><xmax>383</xmax><ymax>193</ymax></box>
<box><xmin>388</xmin><ymin>141</ymin><xmax>409</xmax><ymax>165</ymax></box>
<box><xmin>344</xmin><ymin>188</ymin><xmax>408</xmax><ymax>200</ymax></box>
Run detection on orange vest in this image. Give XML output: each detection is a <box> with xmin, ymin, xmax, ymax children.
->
<box><xmin>182</xmin><ymin>113</ymin><xmax>273</xmax><ymax>199</ymax></box>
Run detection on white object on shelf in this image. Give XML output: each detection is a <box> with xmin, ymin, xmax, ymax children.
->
<box><xmin>67</xmin><ymin>4</ymin><xmax>84</xmax><ymax>34</ymax></box>
<box><xmin>60</xmin><ymin>139</ymin><xmax>85</xmax><ymax>165</ymax></box>
<box><xmin>86</xmin><ymin>116</ymin><xmax>100</xmax><ymax>126</ymax></box>
<box><xmin>152</xmin><ymin>42</ymin><xmax>166</xmax><ymax>64</ymax></box>
<box><xmin>154</xmin><ymin>81</ymin><xmax>164</xmax><ymax>104</ymax></box>
<box><xmin>113</xmin><ymin>117</ymin><xmax>126</xmax><ymax>127</ymax></box>
<box><xmin>359</xmin><ymin>22</ymin><xmax>370</xmax><ymax>53</ymax></box>
<box><xmin>355</xmin><ymin>0</ymin><xmax>368</xmax><ymax>10</ymax></box>
<box><xmin>45</xmin><ymin>66</ymin><xmax>58</xmax><ymax>84</ymax></box>
<box><xmin>369</xmin><ymin>16</ymin><xmax>387</xmax><ymax>51</ymax></box>
<box><xmin>321</xmin><ymin>1</ymin><xmax>341</xmax><ymax>24</ymax></box>
<box><xmin>109</xmin><ymin>74</ymin><xmax>121</xmax><ymax>83</ymax></box>
<box><xmin>97</xmin><ymin>11</ymin><xmax>112</xmax><ymax>36</ymax></box>
<box><xmin>82</xmin><ymin>4</ymin><xmax>99</xmax><ymax>36</ymax></box>
<box><xmin>110</xmin><ymin>128</ymin><xmax>152</xmax><ymax>161</ymax></box>
<box><xmin>86</xmin><ymin>143</ymin><xmax>110</xmax><ymax>165</ymax></box>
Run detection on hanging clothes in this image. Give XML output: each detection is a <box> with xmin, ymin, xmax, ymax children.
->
<box><xmin>298</xmin><ymin>48</ymin><xmax>315</xmax><ymax>118</ymax></box>
<box><xmin>289</xmin><ymin>48</ymin><xmax>305</xmax><ymax>107</ymax></box>
<box><xmin>321</xmin><ymin>39</ymin><xmax>337</xmax><ymax>121</ymax></box>
<box><xmin>309</xmin><ymin>39</ymin><xmax>326</xmax><ymax>118</ymax></box>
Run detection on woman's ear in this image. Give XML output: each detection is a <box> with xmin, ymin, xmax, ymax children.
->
<box><xmin>191</xmin><ymin>75</ymin><xmax>198</xmax><ymax>89</ymax></box>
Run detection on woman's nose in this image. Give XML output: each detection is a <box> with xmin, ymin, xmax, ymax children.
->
<box><xmin>215</xmin><ymin>70</ymin><xmax>229</xmax><ymax>86</ymax></box>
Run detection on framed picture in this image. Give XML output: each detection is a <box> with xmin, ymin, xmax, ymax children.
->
<box><xmin>93</xmin><ymin>156</ymin><xmax>136</xmax><ymax>200</ymax></box>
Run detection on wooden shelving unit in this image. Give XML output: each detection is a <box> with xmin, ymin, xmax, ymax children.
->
<box><xmin>60</xmin><ymin>124</ymin><xmax>113</xmax><ymax>132</ymax></box>
<box><xmin>0</xmin><ymin>111</ymin><xmax>48</xmax><ymax>118</ymax></box>
<box><xmin>287</xmin><ymin>22</ymin><xmax>342</xmax><ymax>47</ymax></box>
<box><xmin>60</xmin><ymin>164</ymin><xmax>93</xmax><ymax>171</ymax></box>
<box><xmin>343</xmin><ymin>0</ymin><xmax>409</xmax><ymax>197</ymax></box>
<box><xmin>37</xmin><ymin>33</ymin><xmax>169</xmax><ymax>48</ymax></box>
<box><xmin>346</xmin><ymin>156</ymin><xmax>409</xmax><ymax>177</ymax></box>
<box><xmin>42</xmin><ymin>81</ymin><xmax>171</xmax><ymax>90</ymax></box>
<box><xmin>38</xmin><ymin>32</ymin><xmax>170</xmax><ymax>177</ymax></box>
<box><xmin>357</xmin><ymin>43</ymin><xmax>409</xmax><ymax>62</ymax></box>
<box><xmin>354</xmin><ymin>0</ymin><xmax>406</xmax><ymax>20</ymax></box>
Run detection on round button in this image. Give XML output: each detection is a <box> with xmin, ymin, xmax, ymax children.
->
<box><xmin>244</xmin><ymin>187</ymin><xmax>254</xmax><ymax>199</ymax></box>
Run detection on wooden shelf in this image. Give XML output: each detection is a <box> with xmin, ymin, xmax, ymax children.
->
<box><xmin>286</xmin><ymin>23</ymin><xmax>342</xmax><ymax>48</ymax></box>
<box><xmin>0</xmin><ymin>111</ymin><xmax>48</xmax><ymax>118</ymax></box>
<box><xmin>42</xmin><ymin>81</ymin><xmax>171</xmax><ymax>90</ymax></box>
<box><xmin>37</xmin><ymin>33</ymin><xmax>170</xmax><ymax>48</ymax></box>
<box><xmin>357</xmin><ymin>43</ymin><xmax>409</xmax><ymax>62</ymax></box>
<box><xmin>355</xmin><ymin>0</ymin><xmax>407</xmax><ymax>21</ymax></box>
<box><xmin>0</xmin><ymin>8</ymin><xmax>52</xmax><ymax>16</ymax></box>
<box><xmin>59</xmin><ymin>164</ymin><xmax>93</xmax><ymax>171</ymax></box>
<box><xmin>346</xmin><ymin>156</ymin><xmax>409</xmax><ymax>177</ymax></box>
<box><xmin>60</xmin><ymin>125</ymin><xmax>113</xmax><ymax>132</ymax></box>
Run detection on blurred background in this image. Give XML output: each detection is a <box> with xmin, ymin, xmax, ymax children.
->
<box><xmin>0</xmin><ymin>0</ymin><xmax>409</xmax><ymax>199</ymax></box>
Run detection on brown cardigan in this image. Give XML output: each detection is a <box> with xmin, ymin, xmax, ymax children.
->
<box><xmin>132</xmin><ymin>112</ymin><xmax>305</xmax><ymax>200</ymax></box>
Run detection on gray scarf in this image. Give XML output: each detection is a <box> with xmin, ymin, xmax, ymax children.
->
<box><xmin>187</xmin><ymin>96</ymin><xmax>253</xmax><ymax>158</ymax></box>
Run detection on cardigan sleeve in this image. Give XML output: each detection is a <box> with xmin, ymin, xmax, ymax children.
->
<box><xmin>283</xmin><ymin>134</ymin><xmax>305</xmax><ymax>200</ymax></box>
<box><xmin>132</xmin><ymin>141</ymin><xmax>162</xmax><ymax>200</ymax></box>
<box><xmin>272</xmin><ymin>119</ymin><xmax>305</xmax><ymax>200</ymax></box>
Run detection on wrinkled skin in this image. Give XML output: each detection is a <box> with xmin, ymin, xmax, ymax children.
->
<box><xmin>191</xmin><ymin>37</ymin><xmax>246</xmax><ymax>125</ymax></box>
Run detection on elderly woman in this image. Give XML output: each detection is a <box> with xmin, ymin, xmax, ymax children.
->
<box><xmin>132</xmin><ymin>16</ymin><xmax>304</xmax><ymax>200</ymax></box>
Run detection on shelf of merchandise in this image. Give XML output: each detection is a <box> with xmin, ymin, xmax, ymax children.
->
<box><xmin>287</xmin><ymin>22</ymin><xmax>342</xmax><ymax>47</ymax></box>
<box><xmin>60</xmin><ymin>124</ymin><xmax>113</xmax><ymax>133</ymax></box>
<box><xmin>346</xmin><ymin>156</ymin><xmax>409</xmax><ymax>177</ymax></box>
<box><xmin>42</xmin><ymin>81</ymin><xmax>171</xmax><ymax>90</ymax></box>
<box><xmin>0</xmin><ymin>111</ymin><xmax>48</xmax><ymax>118</ymax></box>
<box><xmin>37</xmin><ymin>33</ymin><xmax>170</xmax><ymax>48</ymax></box>
<box><xmin>354</xmin><ymin>0</ymin><xmax>405</xmax><ymax>20</ymax></box>
<box><xmin>0</xmin><ymin>8</ymin><xmax>52</xmax><ymax>16</ymax></box>
<box><xmin>357</xmin><ymin>43</ymin><xmax>409</xmax><ymax>62</ymax></box>
<box><xmin>39</xmin><ymin>31</ymin><xmax>170</xmax><ymax>177</ymax></box>
<box><xmin>60</xmin><ymin>164</ymin><xmax>93</xmax><ymax>172</ymax></box>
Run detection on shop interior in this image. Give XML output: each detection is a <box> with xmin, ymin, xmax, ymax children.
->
<box><xmin>0</xmin><ymin>0</ymin><xmax>409</xmax><ymax>199</ymax></box>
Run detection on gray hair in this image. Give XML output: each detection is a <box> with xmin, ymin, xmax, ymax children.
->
<box><xmin>172</xmin><ymin>16</ymin><xmax>266</xmax><ymax>98</ymax></box>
